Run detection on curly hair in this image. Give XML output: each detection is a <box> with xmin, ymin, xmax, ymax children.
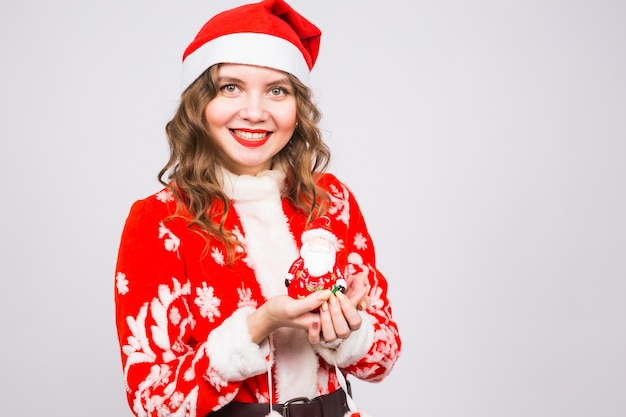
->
<box><xmin>159</xmin><ymin>64</ymin><xmax>331</xmax><ymax>263</ymax></box>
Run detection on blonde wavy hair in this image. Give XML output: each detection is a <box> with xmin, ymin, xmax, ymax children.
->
<box><xmin>159</xmin><ymin>64</ymin><xmax>331</xmax><ymax>263</ymax></box>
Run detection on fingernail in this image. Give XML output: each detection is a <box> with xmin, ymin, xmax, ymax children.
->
<box><xmin>322</xmin><ymin>302</ymin><xmax>329</xmax><ymax>311</ymax></box>
<box><xmin>319</xmin><ymin>289</ymin><xmax>331</xmax><ymax>298</ymax></box>
<box><xmin>336</xmin><ymin>292</ymin><xmax>345</xmax><ymax>302</ymax></box>
<box><xmin>360</xmin><ymin>300</ymin><xmax>368</xmax><ymax>310</ymax></box>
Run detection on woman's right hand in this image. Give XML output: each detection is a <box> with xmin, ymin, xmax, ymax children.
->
<box><xmin>246</xmin><ymin>290</ymin><xmax>333</xmax><ymax>344</ymax></box>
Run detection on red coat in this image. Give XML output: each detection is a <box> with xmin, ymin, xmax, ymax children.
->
<box><xmin>114</xmin><ymin>169</ymin><xmax>401</xmax><ymax>417</ymax></box>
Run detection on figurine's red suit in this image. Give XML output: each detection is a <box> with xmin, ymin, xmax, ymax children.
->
<box><xmin>285</xmin><ymin>218</ymin><xmax>347</xmax><ymax>299</ymax></box>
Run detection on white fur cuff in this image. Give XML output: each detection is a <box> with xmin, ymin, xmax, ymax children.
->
<box><xmin>314</xmin><ymin>311</ymin><xmax>374</xmax><ymax>367</ymax></box>
<box><xmin>206</xmin><ymin>307</ymin><xmax>270</xmax><ymax>381</ymax></box>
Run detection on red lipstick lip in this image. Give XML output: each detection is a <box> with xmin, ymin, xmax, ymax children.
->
<box><xmin>229</xmin><ymin>129</ymin><xmax>271</xmax><ymax>148</ymax></box>
<box><xmin>235</xmin><ymin>128</ymin><xmax>268</xmax><ymax>134</ymax></box>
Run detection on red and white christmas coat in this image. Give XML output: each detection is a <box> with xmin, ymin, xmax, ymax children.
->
<box><xmin>114</xmin><ymin>168</ymin><xmax>401</xmax><ymax>417</ymax></box>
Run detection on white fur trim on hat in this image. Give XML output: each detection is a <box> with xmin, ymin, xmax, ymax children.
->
<box><xmin>300</xmin><ymin>227</ymin><xmax>338</xmax><ymax>246</ymax></box>
<box><xmin>182</xmin><ymin>32</ymin><xmax>311</xmax><ymax>91</ymax></box>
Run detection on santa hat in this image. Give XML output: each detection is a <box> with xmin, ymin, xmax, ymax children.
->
<box><xmin>300</xmin><ymin>216</ymin><xmax>338</xmax><ymax>247</ymax></box>
<box><xmin>181</xmin><ymin>0</ymin><xmax>321</xmax><ymax>91</ymax></box>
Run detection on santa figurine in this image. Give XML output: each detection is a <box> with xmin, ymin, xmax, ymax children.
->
<box><xmin>285</xmin><ymin>216</ymin><xmax>347</xmax><ymax>299</ymax></box>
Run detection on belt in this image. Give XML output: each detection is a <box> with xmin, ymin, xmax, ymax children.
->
<box><xmin>207</xmin><ymin>388</ymin><xmax>350</xmax><ymax>417</ymax></box>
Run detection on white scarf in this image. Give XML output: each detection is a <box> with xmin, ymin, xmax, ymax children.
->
<box><xmin>220</xmin><ymin>167</ymin><xmax>320</xmax><ymax>402</ymax></box>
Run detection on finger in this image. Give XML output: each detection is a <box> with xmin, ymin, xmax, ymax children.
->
<box><xmin>285</xmin><ymin>290</ymin><xmax>332</xmax><ymax>319</ymax></box>
<box><xmin>327</xmin><ymin>294</ymin><xmax>351</xmax><ymax>339</ymax></box>
<box><xmin>304</xmin><ymin>289</ymin><xmax>332</xmax><ymax>311</ymax></box>
<box><xmin>344</xmin><ymin>273</ymin><xmax>365</xmax><ymax>294</ymax></box>
<box><xmin>345</xmin><ymin>275</ymin><xmax>369</xmax><ymax>303</ymax></box>
<box><xmin>336</xmin><ymin>291</ymin><xmax>362</xmax><ymax>331</ymax></box>
<box><xmin>308</xmin><ymin>321</ymin><xmax>322</xmax><ymax>344</ymax></box>
<box><xmin>347</xmin><ymin>283</ymin><xmax>370</xmax><ymax>310</ymax></box>
<box><xmin>346</xmin><ymin>272</ymin><xmax>368</xmax><ymax>289</ymax></box>
<box><xmin>319</xmin><ymin>301</ymin><xmax>337</xmax><ymax>341</ymax></box>
<box><xmin>357</xmin><ymin>295</ymin><xmax>371</xmax><ymax>311</ymax></box>
<box><xmin>344</xmin><ymin>273</ymin><xmax>360</xmax><ymax>288</ymax></box>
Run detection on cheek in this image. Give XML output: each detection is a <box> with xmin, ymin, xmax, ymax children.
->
<box><xmin>204</xmin><ymin>99</ymin><xmax>233</xmax><ymax>126</ymax></box>
<box><xmin>274</xmin><ymin>102</ymin><xmax>297</xmax><ymax>126</ymax></box>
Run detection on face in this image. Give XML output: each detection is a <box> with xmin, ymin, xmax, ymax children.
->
<box><xmin>204</xmin><ymin>64</ymin><xmax>298</xmax><ymax>175</ymax></box>
<box><xmin>301</xmin><ymin>236</ymin><xmax>336</xmax><ymax>277</ymax></box>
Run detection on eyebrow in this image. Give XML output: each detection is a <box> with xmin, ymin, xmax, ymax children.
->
<box><xmin>215</xmin><ymin>75</ymin><xmax>292</xmax><ymax>88</ymax></box>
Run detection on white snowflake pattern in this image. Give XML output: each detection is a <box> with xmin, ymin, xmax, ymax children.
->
<box><xmin>254</xmin><ymin>389</ymin><xmax>270</xmax><ymax>403</ymax></box>
<box><xmin>144</xmin><ymin>364</ymin><xmax>172</xmax><ymax>389</ymax></box>
<box><xmin>169</xmin><ymin>391</ymin><xmax>184</xmax><ymax>409</ymax></box>
<box><xmin>216</xmin><ymin>390</ymin><xmax>238</xmax><ymax>408</ymax></box>
<box><xmin>327</xmin><ymin>183</ymin><xmax>350</xmax><ymax>226</ymax></box>
<box><xmin>154</xmin><ymin>279</ymin><xmax>193</xmax><ymax>362</ymax></box>
<box><xmin>169</xmin><ymin>306</ymin><xmax>181</xmax><ymax>326</ymax></box>
<box><xmin>353</xmin><ymin>232</ymin><xmax>368</xmax><ymax>250</ymax></box>
<box><xmin>159</xmin><ymin>222</ymin><xmax>180</xmax><ymax>253</ymax></box>
<box><xmin>116</xmin><ymin>272</ymin><xmax>129</xmax><ymax>295</ymax></box>
<box><xmin>205</xmin><ymin>366</ymin><xmax>230</xmax><ymax>393</ymax></box>
<box><xmin>345</xmin><ymin>252</ymin><xmax>364</xmax><ymax>276</ymax></box>
<box><xmin>122</xmin><ymin>278</ymin><xmax>191</xmax><ymax>376</ymax></box>
<box><xmin>236</xmin><ymin>284</ymin><xmax>257</xmax><ymax>309</ymax></box>
<box><xmin>231</xmin><ymin>226</ymin><xmax>250</xmax><ymax>267</ymax></box>
<box><xmin>155</xmin><ymin>189</ymin><xmax>174</xmax><ymax>203</ymax></box>
<box><xmin>134</xmin><ymin>364</ymin><xmax>176</xmax><ymax>416</ymax></box>
<box><xmin>211</xmin><ymin>247</ymin><xmax>225</xmax><ymax>266</ymax></box>
<box><xmin>123</xmin><ymin>278</ymin><xmax>200</xmax><ymax>417</ymax></box>
<box><xmin>123</xmin><ymin>303</ymin><xmax>156</xmax><ymax>372</ymax></box>
<box><xmin>194</xmin><ymin>282</ymin><xmax>221</xmax><ymax>322</ymax></box>
<box><xmin>183</xmin><ymin>368</ymin><xmax>195</xmax><ymax>382</ymax></box>
<box><xmin>369</xmin><ymin>284</ymin><xmax>384</xmax><ymax>311</ymax></box>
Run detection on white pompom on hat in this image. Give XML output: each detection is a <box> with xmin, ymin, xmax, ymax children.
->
<box><xmin>181</xmin><ymin>0</ymin><xmax>321</xmax><ymax>91</ymax></box>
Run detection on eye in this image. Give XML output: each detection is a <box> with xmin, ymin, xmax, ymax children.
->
<box><xmin>269</xmin><ymin>86</ymin><xmax>290</xmax><ymax>97</ymax></box>
<box><xmin>220</xmin><ymin>84</ymin><xmax>240</xmax><ymax>94</ymax></box>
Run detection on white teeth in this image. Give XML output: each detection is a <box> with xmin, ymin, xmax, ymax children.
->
<box><xmin>232</xmin><ymin>130</ymin><xmax>268</xmax><ymax>140</ymax></box>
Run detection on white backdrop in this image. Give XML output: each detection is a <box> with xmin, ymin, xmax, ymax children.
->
<box><xmin>1</xmin><ymin>1</ymin><xmax>625</xmax><ymax>416</ymax></box>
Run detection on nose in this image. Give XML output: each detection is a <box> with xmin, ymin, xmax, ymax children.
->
<box><xmin>239</xmin><ymin>93</ymin><xmax>268</xmax><ymax>122</ymax></box>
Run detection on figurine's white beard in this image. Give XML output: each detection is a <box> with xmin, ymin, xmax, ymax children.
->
<box><xmin>300</xmin><ymin>242</ymin><xmax>336</xmax><ymax>277</ymax></box>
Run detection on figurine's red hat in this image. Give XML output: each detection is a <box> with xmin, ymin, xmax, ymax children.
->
<box><xmin>301</xmin><ymin>216</ymin><xmax>337</xmax><ymax>246</ymax></box>
<box><xmin>181</xmin><ymin>0</ymin><xmax>321</xmax><ymax>91</ymax></box>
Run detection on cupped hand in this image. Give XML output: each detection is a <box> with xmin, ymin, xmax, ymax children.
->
<box><xmin>247</xmin><ymin>290</ymin><xmax>332</xmax><ymax>344</ymax></box>
<box><xmin>308</xmin><ymin>272</ymin><xmax>371</xmax><ymax>345</ymax></box>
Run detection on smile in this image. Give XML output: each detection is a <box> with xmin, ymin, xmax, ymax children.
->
<box><xmin>230</xmin><ymin>129</ymin><xmax>271</xmax><ymax>148</ymax></box>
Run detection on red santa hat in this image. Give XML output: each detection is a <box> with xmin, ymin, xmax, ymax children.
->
<box><xmin>181</xmin><ymin>0</ymin><xmax>321</xmax><ymax>91</ymax></box>
<box><xmin>300</xmin><ymin>216</ymin><xmax>338</xmax><ymax>247</ymax></box>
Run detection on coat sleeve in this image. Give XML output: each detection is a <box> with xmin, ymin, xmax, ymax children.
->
<box><xmin>114</xmin><ymin>196</ymin><xmax>269</xmax><ymax>417</ymax></box>
<box><xmin>314</xmin><ymin>175</ymin><xmax>402</xmax><ymax>382</ymax></box>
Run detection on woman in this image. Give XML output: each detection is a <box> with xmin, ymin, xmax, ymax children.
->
<box><xmin>114</xmin><ymin>1</ymin><xmax>401</xmax><ymax>416</ymax></box>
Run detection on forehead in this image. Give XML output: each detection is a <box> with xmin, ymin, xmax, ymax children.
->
<box><xmin>216</xmin><ymin>63</ymin><xmax>291</xmax><ymax>82</ymax></box>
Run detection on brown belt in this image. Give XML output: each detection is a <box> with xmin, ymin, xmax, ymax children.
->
<box><xmin>207</xmin><ymin>388</ymin><xmax>350</xmax><ymax>417</ymax></box>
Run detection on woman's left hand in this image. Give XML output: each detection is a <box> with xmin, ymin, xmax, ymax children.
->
<box><xmin>308</xmin><ymin>273</ymin><xmax>370</xmax><ymax>345</ymax></box>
